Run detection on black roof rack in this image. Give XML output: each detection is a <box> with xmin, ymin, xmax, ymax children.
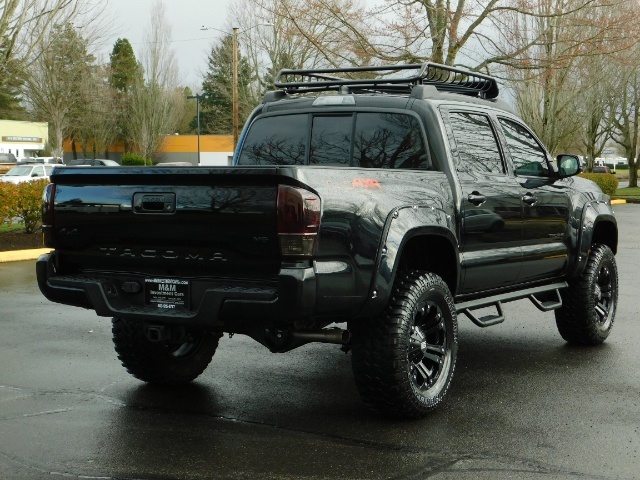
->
<box><xmin>274</xmin><ymin>63</ymin><xmax>499</xmax><ymax>99</ymax></box>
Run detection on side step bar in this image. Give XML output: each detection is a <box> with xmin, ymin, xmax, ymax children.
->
<box><xmin>455</xmin><ymin>282</ymin><xmax>568</xmax><ymax>328</ymax></box>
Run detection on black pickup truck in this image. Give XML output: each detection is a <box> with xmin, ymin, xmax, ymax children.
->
<box><xmin>37</xmin><ymin>63</ymin><xmax>618</xmax><ymax>418</ymax></box>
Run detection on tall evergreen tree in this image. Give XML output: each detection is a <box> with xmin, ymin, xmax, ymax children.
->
<box><xmin>110</xmin><ymin>38</ymin><xmax>141</xmax><ymax>94</ymax></box>
<box><xmin>109</xmin><ymin>38</ymin><xmax>142</xmax><ymax>152</ymax></box>
<box><xmin>195</xmin><ymin>35</ymin><xmax>255</xmax><ymax>135</ymax></box>
<box><xmin>0</xmin><ymin>58</ymin><xmax>26</xmax><ymax>119</ymax></box>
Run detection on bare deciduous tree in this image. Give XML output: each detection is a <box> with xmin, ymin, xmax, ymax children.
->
<box><xmin>1</xmin><ymin>1</ymin><xmax>77</xmax><ymax>70</ymax></box>
<box><xmin>609</xmin><ymin>49</ymin><xmax>640</xmax><ymax>187</ymax></box>
<box><xmin>126</xmin><ymin>0</ymin><xmax>184</xmax><ymax>162</ymax></box>
<box><xmin>24</xmin><ymin>23</ymin><xmax>94</xmax><ymax>157</ymax></box>
<box><xmin>1</xmin><ymin>1</ymin><xmax>112</xmax><ymax>117</ymax></box>
<box><xmin>73</xmin><ymin>65</ymin><xmax>119</xmax><ymax>159</ymax></box>
<box><xmin>499</xmin><ymin>0</ymin><xmax>640</xmax><ymax>155</ymax></box>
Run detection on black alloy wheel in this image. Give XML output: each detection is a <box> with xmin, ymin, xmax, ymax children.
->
<box><xmin>408</xmin><ymin>300</ymin><xmax>452</xmax><ymax>399</ymax></box>
<box><xmin>592</xmin><ymin>261</ymin><xmax>615</xmax><ymax>333</ymax></box>
<box><xmin>555</xmin><ymin>244</ymin><xmax>618</xmax><ymax>345</ymax></box>
<box><xmin>351</xmin><ymin>271</ymin><xmax>458</xmax><ymax>419</ymax></box>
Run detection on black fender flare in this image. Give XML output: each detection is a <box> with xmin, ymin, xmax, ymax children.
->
<box><xmin>571</xmin><ymin>200</ymin><xmax>617</xmax><ymax>278</ymax></box>
<box><xmin>357</xmin><ymin>204</ymin><xmax>460</xmax><ymax>318</ymax></box>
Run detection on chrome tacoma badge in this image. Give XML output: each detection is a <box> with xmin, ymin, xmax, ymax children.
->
<box><xmin>98</xmin><ymin>247</ymin><xmax>227</xmax><ymax>262</ymax></box>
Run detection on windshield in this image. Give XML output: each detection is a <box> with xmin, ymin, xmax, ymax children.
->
<box><xmin>6</xmin><ymin>166</ymin><xmax>33</xmax><ymax>176</ymax></box>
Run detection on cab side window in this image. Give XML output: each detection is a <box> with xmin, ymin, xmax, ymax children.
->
<box><xmin>498</xmin><ymin>118</ymin><xmax>549</xmax><ymax>177</ymax></box>
<box><xmin>447</xmin><ymin>112</ymin><xmax>504</xmax><ymax>174</ymax></box>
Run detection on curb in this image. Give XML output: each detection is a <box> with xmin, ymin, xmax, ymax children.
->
<box><xmin>611</xmin><ymin>199</ymin><xmax>628</xmax><ymax>205</ymax></box>
<box><xmin>0</xmin><ymin>248</ymin><xmax>50</xmax><ymax>263</ymax></box>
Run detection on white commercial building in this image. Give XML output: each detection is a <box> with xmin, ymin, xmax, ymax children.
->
<box><xmin>0</xmin><ymin>120</ymin><xmax>48</xmax><ymax>158</ymax></box>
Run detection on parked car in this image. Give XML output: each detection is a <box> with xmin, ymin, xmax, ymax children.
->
<box><xmin>0</xmin><ymin>152</ymin><xmax>18</xmax><ymax>175</ymax></box>
<box><xmin>31</xmin><ymin>157</ymin><xmax>64</xmax><ymax>164</ymax></box>
<box><xmin>0</xmin><ymin>164</ymin><xmax>54</xmax><ymax>183</ymax></box>
<box><xmin>67</xmin><ymin>159</ymin><xmax>119</xmax><ymax>166</ymax></box>
<box><xmin>593</xmin><ymin>166</ymin><xmax>612</xmax><ymax>174</ymax></box>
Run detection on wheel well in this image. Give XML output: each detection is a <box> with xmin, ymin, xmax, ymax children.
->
<box><xmin>592</xmin><ymin>220</ymin><xmax>617</xmax><ymax>254</ymax></box>
<box><xmin>397</xmin><ymin>235</ymin><xmax>457</xmax><ymax>294</ymax></box>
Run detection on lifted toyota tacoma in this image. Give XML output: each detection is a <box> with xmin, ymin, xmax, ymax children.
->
<box><xmin>37</xmin><ymin>63</ymin><xmax>618</xmax><ymax>418</ymax></box>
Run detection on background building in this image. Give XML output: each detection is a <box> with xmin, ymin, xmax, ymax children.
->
<box><xmin>0</xmin><ymin>120</ymin><xmax>48</xmax><ymax>158</ymax></box>
<box><xmin>63</xmin><ymin>135</ymin><xmax>233</xmax><ymax>165</ymax></box>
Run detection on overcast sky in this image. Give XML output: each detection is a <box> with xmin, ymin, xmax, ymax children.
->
<box><xmin>100</xmin><ymin>0</ymin><xmax>232</xmax><ymax>89</ymax></box>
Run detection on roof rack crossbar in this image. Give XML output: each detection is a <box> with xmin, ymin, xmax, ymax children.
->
<box><xmin>274</xmin><ymin>62</ymin><xmax>499</xmax><ymax>99</ymax></box>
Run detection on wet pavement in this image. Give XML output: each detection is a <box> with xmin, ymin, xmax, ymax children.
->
<box><xmin>0</xmin><ymin>205</ymin><xmax>639</xmax><ymax>479</ymax></box>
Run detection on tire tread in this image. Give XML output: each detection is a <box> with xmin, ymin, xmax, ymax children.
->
<box><xmin>352</xmin><ymin>271</ymin><xmax>457</xmax><ymax>419</ymax></box>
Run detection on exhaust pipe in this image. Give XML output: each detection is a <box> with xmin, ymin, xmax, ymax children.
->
<box><xmin>290</xmin><ymin>328</ymin><xmax>351</xmax><ymax>345</ymax></box>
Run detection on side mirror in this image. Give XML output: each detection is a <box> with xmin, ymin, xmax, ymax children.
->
<box><xmin>556</xmin><ymin>154</ymin><xmax>581</xmax><ymax>178</ymax></box>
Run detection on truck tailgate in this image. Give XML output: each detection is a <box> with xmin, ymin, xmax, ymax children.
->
<box><xmin>46</xmin><ymin>166</ymin><xmax>286</xmax><ymax>279</ymax></box>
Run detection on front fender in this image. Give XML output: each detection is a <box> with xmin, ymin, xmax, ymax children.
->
<box><xmin>357</xmin><ymin>204</ymin><xmax>459</xmax><ymax>318</ymax></box>
<box><xmin>571</xmin><ymin>200</ymin><xmax>617</xmax><ymax>277</ymax></box>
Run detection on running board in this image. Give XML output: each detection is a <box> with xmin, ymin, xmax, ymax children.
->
<box><xmin>459</xmin><ymin>301</ymin><xmax>505</xmax><ymax>327</ymax></box>
<box><xmin>455</xmin><ymin>282</ymin><xmax>568</xmax><ymax>328</ymax></box>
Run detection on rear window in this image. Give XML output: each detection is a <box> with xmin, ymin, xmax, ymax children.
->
<box><xmin>238</xmin><ymin>114</ymin><xmax>307</xmax><ymax>166</ymax></box>
<box><xmin>238</xmin><ymin>112</ymin><xmax>433</xmax><ymax>170</ymax></box>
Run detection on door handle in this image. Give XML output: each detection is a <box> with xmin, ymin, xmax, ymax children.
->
<box><xmin>467</xmin><ymin>192</ymin><xmax>486</xmax><ymax>206</ymax></box>
<box><xmin>522</xmin><ymin>193</ymin><xmax>537</xmax><ymax>206</ymax></box>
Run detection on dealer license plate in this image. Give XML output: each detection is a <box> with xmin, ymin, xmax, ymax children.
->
<box><xmin>144</xmin><ymin>278</ymin><xmax>190</xmax><ymax>310</ymax></box>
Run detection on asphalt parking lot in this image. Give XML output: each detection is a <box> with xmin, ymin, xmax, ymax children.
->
<box><xmin>0</xmin><ymin>204</ymin><xmax>638</xmax><ymax>480</ymax></box>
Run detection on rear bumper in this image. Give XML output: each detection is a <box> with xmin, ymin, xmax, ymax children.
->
<box><xmin>36</xmin><ymin>252</ymin><xmax>316</xmax><ymax>328</ymax></box>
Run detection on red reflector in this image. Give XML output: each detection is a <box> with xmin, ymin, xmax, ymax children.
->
<box><xmin>42</xmin><ymin>183</ymin><xmax>55</xmax><ymax>226</ymax></box>
<box><xmin>277</xmin><ymin>186</ymin><xmax>321</xmax><ymax>257</ymax></box>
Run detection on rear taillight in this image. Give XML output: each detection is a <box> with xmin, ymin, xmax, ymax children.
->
<box><xmin>42</xmin><ymin>184</ymin><xmax>55</xmax><ymax>225</ymax></box>
<box><xmin>277</xmin><ymin>185</ymin><xmax>320</xmax><ymax>257</ymax></box>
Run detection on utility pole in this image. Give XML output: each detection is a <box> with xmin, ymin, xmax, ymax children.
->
<box><xmin>233</xmin><ymin>27</ymin><xmax>239</xmax><ymax>150</ymax></box>
<box><xmin>200</xmin><ymin>23</ymin><xmax>272</xmax><ymax>151</ymax></box>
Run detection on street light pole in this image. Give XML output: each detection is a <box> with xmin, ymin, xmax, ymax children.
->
<box><xmin>187</xmin><ymin>93</ymin><xmax>206</xmax><ymax>164</ymax></box>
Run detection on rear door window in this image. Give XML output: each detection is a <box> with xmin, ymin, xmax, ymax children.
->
<box><xmin>447</xmin><ymin>111</ymin><xmax>504</xmax><ymax>174</ymax></box>
<box><xmin>353</xmin><ymin>113</ymin><xmax>430</xmax><ymax>169</ymax></box>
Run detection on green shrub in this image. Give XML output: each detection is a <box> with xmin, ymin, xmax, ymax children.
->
<box><xmin>578</xmin><ymin>173</ymin><xmax>618</xmax><ymax>196</ymax></box>
<box><xmin>0</xmin><ymin>182</ymin><xmax>18</xmax><ymax>224</ymax></box>
<box><xmin>121</xmin><ymin>153</ymin><xmax>149</xmax><ymax>166</ymax></box>
<box><xmin>0</xmin><ymin>179</ymin><xmax>49</xmax><ymax>233</ymax></box>
<box><xmin>16</xmin><ymin>179</ymin><xmax>50</xmax><ymax>233</ymax></box>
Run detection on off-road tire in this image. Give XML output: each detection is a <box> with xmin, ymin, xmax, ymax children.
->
<box><xmin>112</xmin><ymin>318</ymin><xmax>222</xmax><ymax>385</ymax></box>
<box><xmin>555</xmin><ymin>244</ymin><xmax>618</xmax><ymax>345</ymax></box>
<box><xmin>351</xmin><ymin>271</ymin><xmax>458</xmax><ymax>419</ymax></box>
